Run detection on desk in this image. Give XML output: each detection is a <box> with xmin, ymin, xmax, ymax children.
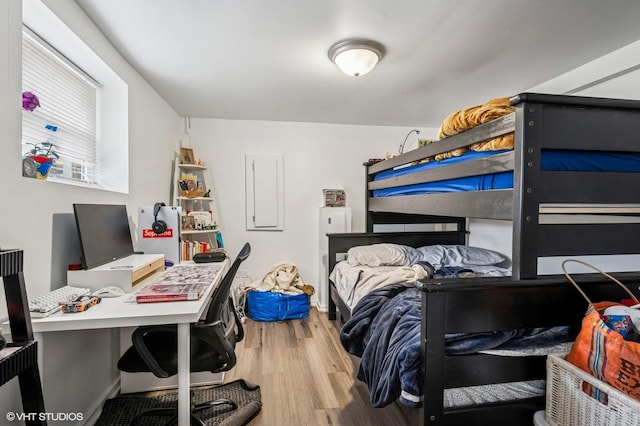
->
<box><xmin>28</xmin><ymin>259</ymin><xmax>230</xmax><ymax>426</ymax></box>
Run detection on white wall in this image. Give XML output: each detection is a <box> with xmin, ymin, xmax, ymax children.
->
<box><xmin>0</xmin><ymin>0</ymin><xmax>181</xmax><ymax>423</ymax></box>
<box><xmin>188</xmin><ymin>119</ymin><xmax>435</xmax><ymax>301</ymax></box>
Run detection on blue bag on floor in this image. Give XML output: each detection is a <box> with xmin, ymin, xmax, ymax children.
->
<box><xmin>246</xmin><ymin>290</ymin><xmax>310</xmax><ymax>322</ymax></box>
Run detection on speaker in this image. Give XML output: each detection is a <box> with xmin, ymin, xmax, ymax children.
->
<box><xmin>152</xmin><ymin>202</ymin><xmax>167</xmax><ymax>234</ymax></box>
<box><xmin>192</xmin><ymin>252</ymin><xmax>226</xmax><ymax>263</ymax></box>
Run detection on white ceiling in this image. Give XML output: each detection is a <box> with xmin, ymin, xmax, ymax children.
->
<box><xmin>75</xmin><ymin>0</ymin><xmax>640</xmax><ymax>127</ymax></box>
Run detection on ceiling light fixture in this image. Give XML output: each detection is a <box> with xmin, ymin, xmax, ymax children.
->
<box><xmin>328</xmin><ymin>39</ymin><xmax>385</xmax><ymax>77</ymax></box>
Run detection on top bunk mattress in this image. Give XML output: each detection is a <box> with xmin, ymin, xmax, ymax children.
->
<box><xmin>372</xmin><ymin>149</ymin><xmax>640</xmax><ymax>197</ymax></box>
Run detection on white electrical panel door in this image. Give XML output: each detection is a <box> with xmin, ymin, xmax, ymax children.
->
<box><xmin>246</xmin><ymin>154</ymin><xmax>284</xmax><ymax>231</ymax></box>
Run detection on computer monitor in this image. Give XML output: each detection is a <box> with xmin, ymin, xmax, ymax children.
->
<box><xmin>73</xmin><ymin>203</ymin><xmax>135</xmax><ymax>270</ymax></box>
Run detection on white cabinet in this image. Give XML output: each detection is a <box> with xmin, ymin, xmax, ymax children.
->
<box><xmin>318</xmin><ymin>207</ymin><xmax>352</xmax><ymax>311</ymax></box>
<box><xmin>175</xmin><ymin>163</ymin><xmax>221</xmax><ymax>260</ymax></box>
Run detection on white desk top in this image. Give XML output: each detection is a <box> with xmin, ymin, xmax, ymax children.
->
<box><xmin>28</xmin><ymin>259</ymin><xmax>230</xmax><ymax>334</ymax></box>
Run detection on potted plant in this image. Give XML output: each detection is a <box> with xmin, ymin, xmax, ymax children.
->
<box><xmin>22</xmin><ymin>142</ymin><xmax>59</xmax><ymax>179</ymax></box>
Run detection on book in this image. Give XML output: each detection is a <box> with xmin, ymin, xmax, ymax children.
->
<box><xmin>135</xmin><ymin>283</ymin><xmax>205</xmax><ymax>303</ymax></box>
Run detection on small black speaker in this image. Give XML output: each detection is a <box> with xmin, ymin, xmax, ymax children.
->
<box><xmin>152</xmin><ymin>202</ymin><xmax>167</xmax><ymax>234</ymax></box>
<box><xmin>192</xmin><ymin>252</ymin><xmax>226</xmax><ymax>263</ymax></box>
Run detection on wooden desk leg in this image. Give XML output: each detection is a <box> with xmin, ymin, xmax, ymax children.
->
<box><xmin>177</xmin><ymin>322</ymin><xmax>190</xmax><ymax>426</ymax></box>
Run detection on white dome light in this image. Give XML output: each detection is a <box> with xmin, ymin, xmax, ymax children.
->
<box><xmin>328</xmin><ymin>40</ymin><xmax>385</xmax><ymax>77</ymax></box>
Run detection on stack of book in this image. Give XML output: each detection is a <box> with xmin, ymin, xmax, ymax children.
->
<box><xmin>180</xmin><ymin>239</ymin><xmax>210</xmax><ymax>261</ymax></box>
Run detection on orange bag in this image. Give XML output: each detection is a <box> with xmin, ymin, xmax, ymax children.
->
<box><xmin>563</xmin><ymin>259</ymin><xmax>640</xmax><ymax>401</ymax></box>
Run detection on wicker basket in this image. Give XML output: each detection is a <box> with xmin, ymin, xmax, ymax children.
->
<box><xmin>180</xmin><ymin>189</ymin><xmax>204</xmax><ymax>198</ymax></box>
<box><xmin>546</xmin><ymin>354</ymin><xmax>640</xmax><ymax>426</ymax></box>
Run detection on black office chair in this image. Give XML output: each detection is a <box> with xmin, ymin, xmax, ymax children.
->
<box><xmin>118</xmin><ymin>243</ymin><xmax>251</xmax><ymax>426</ymax></box>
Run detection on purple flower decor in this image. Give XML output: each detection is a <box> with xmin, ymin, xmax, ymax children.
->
<box><xmin>22</xmin><ymin>91</ymin><xmax>40</xmax><ymax>111</ymax></box>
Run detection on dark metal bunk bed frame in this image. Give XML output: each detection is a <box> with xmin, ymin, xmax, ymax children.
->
<box><xmin>326</xmin><ymin>93</ymin><xmax>640</xmax><ymax>425</ymax></box>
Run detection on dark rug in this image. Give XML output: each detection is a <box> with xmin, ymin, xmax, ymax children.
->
<box><xmin>95</xmin><ymin>379</ymin><xmax>261</xmax><ymax>426</ymax></box>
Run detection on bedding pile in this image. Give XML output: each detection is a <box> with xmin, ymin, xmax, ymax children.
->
<box><xmin>434</xmin><ymin>96</ymin><xmax>515</xmax><ymax>160</ymax></box>
<box><xmin>340</xmin><ymin>283</ymin><xmax>574</xmax><ymax>408</ymax></box>
<box><xmin>329</xmin><ymin>243</ymin><xmax>509</xmax><ymax>310</ymax></box>
<box><xmin>333</xmin><ymin>243</ymin><xmax>575</xmax><ymax>408</ymax></box>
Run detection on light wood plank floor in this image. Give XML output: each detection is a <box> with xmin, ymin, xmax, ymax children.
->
<box><xmin>224</xmin><ymin>308</ymin><xmax>416</xmax><ymax>425</ymax></box>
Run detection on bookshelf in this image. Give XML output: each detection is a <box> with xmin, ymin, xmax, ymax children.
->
<box><xmin>173</xmin><ymin>162</ymin><xmax>221</xmax><ymax>260</ymax></box>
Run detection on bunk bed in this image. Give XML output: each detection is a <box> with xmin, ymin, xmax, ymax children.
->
<box><xmin>327</xmin><ymin>93</ymin><xmax>640</xmax><ymax>425</ymax></box>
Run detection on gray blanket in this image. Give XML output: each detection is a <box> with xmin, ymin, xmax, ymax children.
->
<box><xmin>340</xmin><ymin>283</ymin><xmax>574</xmax><ymax>408</ymax></box>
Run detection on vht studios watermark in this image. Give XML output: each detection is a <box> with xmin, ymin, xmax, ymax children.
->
<box><xmin>6</xmin><ymin>411</ymin><xmax>84</xmax><ymax>422</ymax></box>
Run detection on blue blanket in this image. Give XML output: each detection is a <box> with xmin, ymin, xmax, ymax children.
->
<box><xmin>340</xmin><ymin>283</ymin><xmax>573</xmax><ymax>408</ymax></box>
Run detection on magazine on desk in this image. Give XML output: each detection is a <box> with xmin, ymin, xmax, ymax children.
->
<box><xmin>152</xmin><ymin>263</ymin><xmax>224</xmax><ymax>286</ymax></box>
<box><xmin>135</xmin><ymin>263</ymin><xmax>224</xmax><ymax>303</ymax></box>
<box><xmin>136</xmin><ymin>283</ymin><xmax>206</xmax><ymax>303</ymax></box>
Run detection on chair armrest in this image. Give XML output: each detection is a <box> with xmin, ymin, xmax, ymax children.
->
<box><xmin>131</xmin><ymin>324</ymin><xmax>177</xmax><ymax>378</ymax></box>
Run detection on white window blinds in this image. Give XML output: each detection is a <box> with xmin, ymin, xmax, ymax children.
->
<box><xmin>22</xmin><ymin>26</ymin><xmax>99</xmax><ymax>184</ymax></box>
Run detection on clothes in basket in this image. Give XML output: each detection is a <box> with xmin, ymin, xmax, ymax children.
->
<box><xmin>244</xmin><ymin>262</ymin><xmax>314</xmax><ymax>322</ymax></box>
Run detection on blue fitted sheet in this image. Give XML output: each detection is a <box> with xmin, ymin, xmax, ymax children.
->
<box><xmin>373</xmin><ymin>149</ymin><xmax>640</xmax><ymax>197</ymax></box>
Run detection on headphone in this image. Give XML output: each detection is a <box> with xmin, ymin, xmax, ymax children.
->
<box><xmin>152</xmin><ymin>202</ymin><xmax>167</xmax><ymax>234</ymax></box>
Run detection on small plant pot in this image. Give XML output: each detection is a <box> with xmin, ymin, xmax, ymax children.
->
<box><xmin>22</xmin><ymin>155</ymin><xmax>54</xmax><ymax>179</ymax></box>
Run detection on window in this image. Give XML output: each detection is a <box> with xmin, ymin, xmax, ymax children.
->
<box><xmin>21</xmin><ymin>26</ymin><xmax>99</xmax><ymax>184</ymax></box>
<box><xmin>22</xmin><ymin>0</ymin><xmax>129</xmax><ymax>193</ymax></box>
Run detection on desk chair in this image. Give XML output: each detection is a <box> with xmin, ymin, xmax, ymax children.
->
<box><xmin>118</xmin><ymin>243</ymin><xmax>251</xmax><ymax>426</ymax></box>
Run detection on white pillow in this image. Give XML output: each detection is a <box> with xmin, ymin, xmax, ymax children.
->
<box><xmin>416</xmin><ymin>245</ymin><xmax>505</xmax><ymax>267</ymax></box>
<box><xmin>347</xmin><ymin>243</ymin><xmax>421</xmax><ymax>267</ymax></box>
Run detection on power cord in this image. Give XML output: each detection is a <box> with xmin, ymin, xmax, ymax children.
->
<box><xmin>233</xmin><ymin>270</ymin><xmax>254</xmax><ymax>323</ymax></box>
<box><xmin>399</xmin><ymin>129</ymin><xmax>420</xmax><ymax>154</ymax></box>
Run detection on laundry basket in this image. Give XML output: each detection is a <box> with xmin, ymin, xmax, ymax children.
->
<box><xmin>246</xmin><ymin>290</ymin><xmax>310</xmax><ymax>322</ymax></box>
<box><xmin>545</xmin><ymin>354</ymin><xmax>640</xmax><ymax>426</ymax></box>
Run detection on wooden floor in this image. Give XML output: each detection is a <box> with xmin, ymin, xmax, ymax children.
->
<box><xmin>224</xmin><ymin>307</ymin><xmax>416</xmax><ymax>425</ymax></box>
